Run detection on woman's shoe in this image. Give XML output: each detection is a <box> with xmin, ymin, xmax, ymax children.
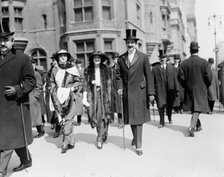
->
<box><xmin>188</xmin><ymin>127</ymin><xmax>195</xmax><ymax>137</ymax></box>
<box><xmin>61</xmin><ymin>146</ymin><xmax>68</xmax><ymax>154</ymax></box>
<box><xmin>136</xmin><ymin>148</ymin><xmax>143</xmax><ymax>156</ymax></box>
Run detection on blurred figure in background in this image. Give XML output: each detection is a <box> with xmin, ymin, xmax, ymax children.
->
<box><xmin>207</xmin><ymin>58</ymin><xmax>219</xmax><ymax>114</ymax></box>
<box><xmin>30</xmin><ymin>58</ymin><xmax>45</xmax><ymax>138</ymax></box>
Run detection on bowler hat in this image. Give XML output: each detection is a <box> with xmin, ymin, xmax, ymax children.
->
<box><xmin>123</xmin><ymin>29</ymin><xmax>139</xmax><ymax>41</ymax></box>
<box><xmin>88</xmin><ymin>51</ymin><xmax>109</xmax><ymax>63</ymax></box>
<box><xmin>0</xmin><ymin>20</ymin><xmax>14</xmax><ymax>38</ymax></box>
<box><xmin>54</xmin><ymin>49</ymin><xmax>72</xmax><ymax>61</ymax></box>
<box><xmin>208</xmin><ymin>58</ymin><xmax>214</xmax><ymax>64</ymax></box>
<box><xmin>189</xmin><ymin>41</ymin><xmax>200</xmax><ymax>50</ymax></box>
<box><xmin>158</xmin><ymin>49</ymin><xmax>167</xmax><ymax>58</ymax></box>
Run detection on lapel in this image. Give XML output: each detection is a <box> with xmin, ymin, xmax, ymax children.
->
<box><xmin>130</xmin><ymin>51</ymin><xmax>138</xmax><ymax>67</ymax></box>
<box><xmin>0</xmin><ymin>50</ymin><xmax>16</xmax><ymax>67</ymax></box>
<box><xmin>123</xmin><ymin>50</ymin><xmax>139</xmax><ymax>69</ymax></box>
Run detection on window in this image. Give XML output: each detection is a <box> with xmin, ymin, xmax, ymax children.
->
<box><xmin>42</xmin><ymin>14</ymin><xmax>47</xmax><ymax>29</ymax></box>
<box><xmin>14</xmin><ymin>7</ymin><xmax>23</xmax><ymax>31</ymax></box>
<box><xmin>104</xmin><ymin>39</ymin><xmax>113</xmax><ymax>52</ymax></box>
<box><xmin>102</xmin><ymin>0</ymin><xmax>112</xmax><ymax>20</ymax></box>
<box><xmin>74</xmin><ymin>0</ymin><xmax>93</xmax><ymax>22</ymax></box>
<box><xmin>162</xmin><ymin>14</ymin><xmax>166</xmax><ymax>29</ymax></box>
<box><xmin>136</xmin><ymin>4</ymin><xmax>141</xmax><ymax>27</ymax></box>
<box><xmin>74</xmin><ymin>40</ymin><xmax>95</xmax><ymax>67</ymax></box>
<box><xmin>31</xmin><ymin>49</ymin><xmax>47</xmax><ymax>71</ymax></box>
<box><xmin>150</xmin><ymin>12</ymin><xmax>153</xmax><ymax>24</ymax></box>
<box><xmin>2</xmin><ymin>7</ymin><xmax>9</xmax><ymax>16</ymax></box>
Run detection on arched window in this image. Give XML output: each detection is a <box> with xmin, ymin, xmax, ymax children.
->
<box><xmin>31</xmin><ymin>48</ymin><xmax>47</xmax><ymax>71</ymax></box>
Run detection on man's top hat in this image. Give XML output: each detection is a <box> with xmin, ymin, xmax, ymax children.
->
<box><xmin>123</xmin><ymin>29</ymin><xmax>139</xmax><ymax>41</ymax></box>
<box><xmin>189</xmin><ymin>41</ymin><xmax>200</xmax><ymax>50</ymax></box>
<box><xmin>208</xmin><ymin>58</ymin><xmax>214</xmax><ymax>64</ymax></box>
<box><xmin>158</xmin><ymin>49</ymin><xmax>167</xmax><ymax>58</ymax></box>
<box><xmin>0</xmin><ymin>20</ymin><xmax>14</xmax><ymax>38</ymax></box>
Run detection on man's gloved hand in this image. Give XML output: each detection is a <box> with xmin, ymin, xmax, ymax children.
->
<box><xmin>117</xmin><ymin>89</ymin><xmax>123</xmax><ymax>96</ymax></box>
<box><xmin>4</xmin><ymin>86</ymin><xmax>16</xmax><ymax>97</ymax></box>
<box><xmin>149</xmin><ymin>95</ymin><xmax>154</xmax><ymax>105</ymax></box>
<box><xmin>82</xmin><ymin>91</ymin><xmax>90</xmax><ymax>107</ymax></box>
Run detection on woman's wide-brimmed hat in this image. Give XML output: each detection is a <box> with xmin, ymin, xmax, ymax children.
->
<box><xmin>54</xmin><ymin>49</ymin><xmax>72</xmax><ymax>61</ymax></box>
<box><xmin>123</xmin><ymin>29</ymin><xmax>139</xmax><ymax>41</ymax></box>
<box><xmin>88</xmin><ymin>51</ymin><xmax>109</xmax><ymax>63</ymax></box>
<box><xmin>0</xmin><ymin>21</ymin><xmax>14</xmax><ymax>38</ymax></box>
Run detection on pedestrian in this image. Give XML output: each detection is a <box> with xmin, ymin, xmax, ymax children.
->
<box><xmin>218</xmin><ymin>61</ymin><xmax>224</xmax><ymax>106</ymax></box>
<box><xmin>74</xmin><ymin>59</ymin><xmax>84</xmax><ymax>126</ymax></box>
<box><xmin>82</xmin><ymin>51</ymin><xmax>113</xmax><ymax>149</ymax></box>
<box><xmin>178</xmin><ymin>42</ymin><xmax>212</xmax><ymax>137</ymax></box>
<box><xmin>110</xmin><ymin>52</ymin><xmax>123</xmax><ymax>128</ymax></box>
<box><xmin>49</xmin><ymin>49</ymin><xmax>81</xmax><ymax>153</ymax></box>
<box><xmin>207</xmin><ymin>58</ymin><xmax>219</xmax><ymax>114</ymax></box>
<box><xmin>116</xmin><ymin>29</ymin><xmax>155</xmax><ymax>155</ymax></box>
<box><xmin>30</xmin><ymin>58</ymin><xmax>45</xmax><ymax>138</ymax></box>
<box><xmin>152</xmin><ymin>50</ymin><xmax>179</xmax><ymax>128</ymax></box>
<box><xmin>0</xmin><ymin>21</ymin><xmax>36</xmax><ymax>176</ymax></box>
<box><xmin>173</xmin><ymin>54</ymin><xmax>184</xmax><ymax>114</ymax></box>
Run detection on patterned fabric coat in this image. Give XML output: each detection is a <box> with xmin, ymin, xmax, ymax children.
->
<box><xmin>0</xmin><ymin>48</ymin><xmax>36</xmax><ymax>150</ymax></box>
<box><xmin>84</xmin><ymin>64</ymin><xmax>113</xmax><ymax>127</ymax></box>
<box><xmin>50</xmin><ymin>64</ymin><xmax>81</xmax><ymax>120</ymax></box>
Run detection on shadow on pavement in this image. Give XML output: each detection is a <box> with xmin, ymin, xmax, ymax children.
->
<box><xmin>147</xmin><ymin>120</ymin><xmax>189</xmax><ymax>137</ymax></box>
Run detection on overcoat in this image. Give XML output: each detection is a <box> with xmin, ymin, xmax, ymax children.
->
<box><xmin>116</xmin><ymin>50</ymin><xmax>155</xmax><ymax>125</ymax></box>
<box><xmin>30</xmin><ymin>70</ymin><xmax>43</xmax><ymax>126</ymax></box>
<box><xmin>152</xmin><ymin>63</ymin><xmax>179</xmax><ymax>108</ymax></box>
<box><xmin>178</xmin><ymin>55</ymin><xmax>212</xmax><ymax>113</ymax></box>
<box><xmin>208</xmin><ymin>67</ymin><xmax>219</xmax><ymax>101</ymax></box>
<box><xmin>218</xmin><ymin>64</ymin><xmax>224</xmax><ymax>105</ymax></box>
<box><xmin>173</xmin><ymin>65</ymin><xmax>184</xmax><ymax>107</ymax></box>
<box><xmin>0</xmin><ymin>48</ymin><xmax>36</xmax><ymax>150</ymax></box>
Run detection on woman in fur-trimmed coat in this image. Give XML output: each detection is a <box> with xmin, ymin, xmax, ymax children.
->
<box><xmin>83</xmin><ymin>51</ymin><xmax>113</xmax><ymax>149</ymax></box>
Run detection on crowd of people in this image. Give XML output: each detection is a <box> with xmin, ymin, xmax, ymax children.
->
<box><xmin>0</xmin><ymin>21</ymin><xmax>222</xmax><ymax>176</ymax></box>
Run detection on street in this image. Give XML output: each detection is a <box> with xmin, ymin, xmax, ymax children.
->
<box><xmin>5</xmin><ymin>105</ymin><xmax>224</xmax><ymax>177</ymax></box>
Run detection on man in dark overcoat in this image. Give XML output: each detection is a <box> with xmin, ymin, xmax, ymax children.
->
<box><xmin>116</xmin><ymin>29</ymin><xmax>155</xmax><ymax>155</ymax></box>
<box><xmin>0</xmin><ymin>21</ymin><xmax>36</xmax><ymax>176</ymax></box>
<box><xmin>152</xmin><ymin>50</ymin><xmax>179</xmax><ymax>128</ymax></box>
<box><xmin>178</xmin><ymin>42</ymin><xmax>212</xmax><ymax>137</ymax></box>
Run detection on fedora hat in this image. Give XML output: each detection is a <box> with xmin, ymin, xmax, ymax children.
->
<box><xmin>0</xmin><ymin>20</ymin><xmax>14</xmax><ymax>38</ymax></box>
<box><xmin>123</xmin><ymin>29</ymin><xmax>139</xmax><ymax>41</ymax></box>
<box><xmin>208</xmin><ymin>58</ymin><xmax>214</xmax><ymax>64</ymax></box>
<box><xmin>54</xmin><ymin>49</ymin><xmax>72</xmax><ymax>61</ymax></box>
<box><xmin>189</xmin><ymin>41</ymin><xmax>200</xmax><ymax>50</ymax></box>
<box><xmin>173</xmin><ymin>54</ymin><xmax>181</xmax><ymax>60</ymax></box>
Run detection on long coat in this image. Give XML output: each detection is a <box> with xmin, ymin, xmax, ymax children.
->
<box><xmin>30</xmin><ymin>70</ymin><xmax>43</xmax><ymax>126</ymax></box>
<box><xmin>218</xmin><ymin>64</ymin><xmax>224</xmax><ymax>105</ymax></box>
<box><xmin>116</xmin><ymin>50</ymin><xmax>155</xmax><ymax>125</ymax></box>
<box><xmin>208</xmin><ymin>67</ymin><xmax>219</xmax><ymax>101</ymax></box>
<box><xmin>0</xmin><ymin>48</ymin><xmax>36</xmax><ymax>150</ymax></box>
<box><xmin>178</xmin><ymin>55</ymin><xmax>212</xmax><ymax>113</ymax></box>
<box><xmin>152</xmin><ymin>63</ymin><xmax>179</xmax><ymax>108</ymax></box>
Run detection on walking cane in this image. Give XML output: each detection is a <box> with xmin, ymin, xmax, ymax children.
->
<box><xmin>120</xmin><ymin>94</ymin><xmax>126</xmax><ymax>150</ymax></box>
<box><xmin>19</xmin><ymin>102</ymin><xmax>30</xmax><ymax>161</ymax></box>
<box><xmin>152</xmin><ymin>100</ymin><xmax>155</xmax><ymax>122</ymax></box>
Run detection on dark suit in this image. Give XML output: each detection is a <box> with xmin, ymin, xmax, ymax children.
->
<box><xmin>116</xmin><ymin>50</ymin><xmax>155</xmax><ymax>148</ymax></box>
<box><xmin>152</xmin><ymin>63</ymin><xmax>179</xmax><ymax>126</ymax></box>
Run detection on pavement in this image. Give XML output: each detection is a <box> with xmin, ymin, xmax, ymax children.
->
<box><xmin>5</xmin><ymin>103</ymin><xmax>224</xmax><ymax>177</ymax></box>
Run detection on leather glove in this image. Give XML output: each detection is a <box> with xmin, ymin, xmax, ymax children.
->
<box><xmin>4</xmin><ymin>86</ymin><xmax>16</xmax><ymax>97</ymax></box>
